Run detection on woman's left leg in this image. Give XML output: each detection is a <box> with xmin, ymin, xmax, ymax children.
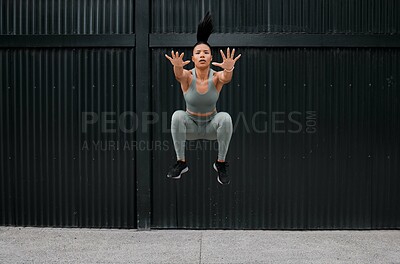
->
<box><xmin>204</xmin><ymin>112</ymin><xmax>233</xmax><ymax>161</ymax></box>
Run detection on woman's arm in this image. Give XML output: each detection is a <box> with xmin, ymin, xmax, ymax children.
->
<box><xmin>218</xmin><ymin>67</ymin><xmax>234</xmax><ymax>84</ymax></box>
<box><xmin>173</xmin><ymin>65</ymin><xmax>190</xmax><ymax>82</ymax></box>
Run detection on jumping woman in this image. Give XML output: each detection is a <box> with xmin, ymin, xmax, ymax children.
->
<box><xmin>164</xmin><ymin>12</ymin><xmax>241</xmax><ymax>185</ymax></box>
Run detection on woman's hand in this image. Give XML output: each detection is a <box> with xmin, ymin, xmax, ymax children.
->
<box><xmin>165</xmin><ymin>51</ymin><xmax>190</xmax><ymax>68</ymax></box>
<box><xmin>212</xmin><ymin>48</ymin><xmax>241</xmax><ymax>71</ymax></box>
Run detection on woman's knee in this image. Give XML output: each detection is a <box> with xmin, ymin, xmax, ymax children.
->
<box><xmin>171</xmin><ymin>110</ymin><xmax>186</xmax><ymax>125</ymax></box>
<box><xmin>217</xmin><ymin>112</ymin><xmax>233</xmax><ymax>132</ymax></box>
<box><xmin>218</xmin><ymin>112</ymin><xmax>233</xmax><ymax>125</ymax></box>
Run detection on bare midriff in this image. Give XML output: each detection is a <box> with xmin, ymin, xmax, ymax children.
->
<box><xmin>186</xmin><ymin>108</ymin><xmax>217</xmax><ymax>117</ymax></box>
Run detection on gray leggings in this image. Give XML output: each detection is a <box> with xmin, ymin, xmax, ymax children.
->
<box><xmin>171</xmin><ymin>110</ymin><xmax>233</xmax><ymax>161</ymax></box>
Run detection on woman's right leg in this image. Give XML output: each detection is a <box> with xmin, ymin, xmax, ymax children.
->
<box><xmin>171</xmin><ymin>110</ymin><xmax>198</xmax><ymax>161</ymax></box>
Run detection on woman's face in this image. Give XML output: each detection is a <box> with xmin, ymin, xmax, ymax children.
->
<box><xmin>192</xmin><ymin>44</ymin><xmax>212</xmax><ymax>69</ymax></box>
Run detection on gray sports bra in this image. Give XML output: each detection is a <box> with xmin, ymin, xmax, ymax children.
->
<box><xmin>183</xmin><ymin>68</ymin><xmax>219</xmax><ymax>113</ymax></box>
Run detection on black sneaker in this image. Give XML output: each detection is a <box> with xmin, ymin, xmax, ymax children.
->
<box><xmin>213</xmin><ymin>160</ymin><xmax>230</xmax><ymax>185</ymax></box>
<box><xmin>167</xmin><ymin>160</ymin><xmax>189</xmax><ymax>179</ymax></box>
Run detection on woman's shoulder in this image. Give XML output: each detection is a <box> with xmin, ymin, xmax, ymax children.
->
<box><xmin>210</xmin><ymin>68</ymin><xmax>220</xmax><ymax>79</ymax></box>
<box><xmin>211</xmin><ymin>68</ymin><xmax>221</xmax><ymax>78</ymax></box>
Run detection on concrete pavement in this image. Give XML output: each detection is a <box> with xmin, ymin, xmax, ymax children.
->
<box><xmin>1</xmin><ymin>227</ymin><xmax>399</xmax><ymax>263</ymax></box>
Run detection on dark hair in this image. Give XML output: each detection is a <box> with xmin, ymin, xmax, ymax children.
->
<box><xmin>193</xmin><ymin>11</ymin><xmax>214</xmax><ymax>51</ymax></box>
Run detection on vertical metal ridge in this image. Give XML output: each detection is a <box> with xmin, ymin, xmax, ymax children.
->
<box><xmin>77</xmin><ymin>48</ymin><xmax>83</xmax><ymax>227</ymax></box>
<box><xmin>37</xmin><ymin>49</ymin><xmax>42</xmax><ymax>225</ymax></box>
<box><xmin>50</xmin><ymin>49</ymin><xmax>55</xmax><ymax>226</ymax></box>
<box><xmin>32</xmin><ymin>49</ymin><xmax>37</xmax><ymax>226</ymax></box>
<box><xmin>25</xmin><ymin>49</ymin><xmax>31</xmax><ymax>225</ymax></box>
<box><xmin>94</xmin><ymin>49</ymin><xmax>100</xmax><ymax>227</ymax></box>
<box><xmin>135</xmin><ymin>0</ymin><xmax>151</xmax><ymax>229</ymax></box>
<box><xmin>12</xmin><ymin>49</ymin><xmax>18</xmax><ymax>225</ymax></box>
<box><xmin>57</xmin><ymin>49</ymin><xmax>62</xmax><ymax>225</ymax></box>
<box><xmin>70</xmin><ymin>48</ymin><xmax>76</xmax><ymax>227</ymax></box>
<box><xmin>0</xmin><ymin>51</ymin><xmax>5</xmax><ymax>224</ymax></box>
<box><xmin>0</xmin><ymin>1</ymin><xmax>3</xmax><ymax>34</ymax></box>
<box><xmin>107</xmin><ymin>49</ymin><xmax>112</xmax><ymax>226</ymax></box>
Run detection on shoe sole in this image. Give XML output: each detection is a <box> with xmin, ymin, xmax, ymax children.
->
<box><xmin>167</xmin><ymin>167</ymin><xmax>189</xmax><ymax>179</ymax></box>
<box><xmin>213</xmin><ymin>163</ymin><xmax>230</xmax><ymax>185</ymax></box>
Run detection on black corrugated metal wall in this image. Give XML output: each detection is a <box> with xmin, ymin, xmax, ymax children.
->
<box><xmin>1</xmin><ymin>0</ymin><xmax>137</xmax><ymax>228</ymax></box>
<box><xmin>150</xmin><ymin>0</ymin><xmax>399</xmax><ymax>229</ymax></box>
<box><xmin>1</xmin><ymin>0</ymin><xmax>399</xmax><ymax>229</ymax></box>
